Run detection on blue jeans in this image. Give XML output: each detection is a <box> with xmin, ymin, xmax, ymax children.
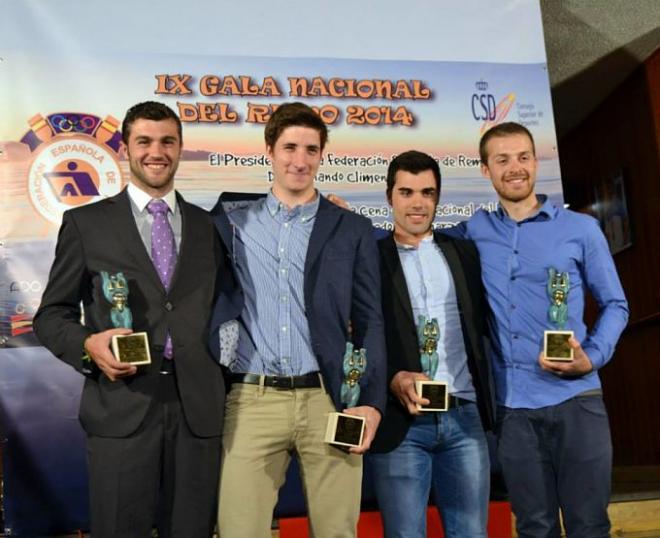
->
<box><xmin>497</xmin><ymin>395</ymin><xmax>612</xmax><ymax>538</ymax></box>
<box><xmin>368</xmin><ymin>402</ymin><xmax>489</xmax><ymax>538</ymax></box>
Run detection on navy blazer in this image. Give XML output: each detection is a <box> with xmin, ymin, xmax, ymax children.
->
<box><xmin>208</xmin><ymin>194</ymin><xmax>387</xmax><ymax>414</ymax></box>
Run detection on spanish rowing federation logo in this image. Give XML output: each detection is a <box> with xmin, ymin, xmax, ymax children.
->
<box><xmin>21</xmin><ymin>112</ymin><xmax>125</xmax><ymax>224</ymax></box>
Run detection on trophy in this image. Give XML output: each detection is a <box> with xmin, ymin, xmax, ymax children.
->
<box><xmin>415</xmin><ymin>316</ymin><xmax>448</xmax><ymax>411</ymax></box>
<box><xmin>543</xmin><ymin>268</ymin><xmax>574</xmax><ymax>361</ymax></box>
<box><xmin>325</xmin><ymin>342</ymin><xmax>366</xmax><ymax>448</ymax></box>
<box><xmin>101</xmin><ymin>271</ymin><xmax>151</xmax><ymax>365</ymax></box>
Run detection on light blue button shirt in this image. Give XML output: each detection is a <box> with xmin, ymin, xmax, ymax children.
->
<box><xmin>225</xmin><ymin>191</ymin><xmax>320</xmax><ymax>375</ymax></box>
<box><xmin>397</xmin><ymin>234</ymin><xmax>477</xmax><ymax>401</ymax></box>
<box><xmin>447</xmin><ymin>195</ymin><xmax>629</xmax><ymax>408</ymax></box>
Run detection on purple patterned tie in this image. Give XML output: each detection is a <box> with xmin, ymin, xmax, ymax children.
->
<box><xmin>147</xmin><ymin>199</ymin><xmax>176</xmax><ymax>359</ymax></box>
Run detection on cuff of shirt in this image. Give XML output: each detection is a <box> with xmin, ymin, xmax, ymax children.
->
<box><xmin>583</xmin><ymin>344</ymin><xmax>605</xmax><ymax>370</ymax></box>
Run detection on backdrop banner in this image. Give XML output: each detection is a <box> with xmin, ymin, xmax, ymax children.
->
<box><xmin>0</xmin><ymin>1</ymin><xmax>558</xmax><ymax>534</ymax></box>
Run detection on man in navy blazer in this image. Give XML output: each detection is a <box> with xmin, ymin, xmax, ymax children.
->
<box><xmin>208</xmin><ymin>102</ymin><xmax>386</xmax><ymax>538</ymax></box>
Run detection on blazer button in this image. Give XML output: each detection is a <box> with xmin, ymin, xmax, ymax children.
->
<box><xmin>165</xmin><ymin>301</ymin><xmax>173</xmax><ymax>311</ymax></box>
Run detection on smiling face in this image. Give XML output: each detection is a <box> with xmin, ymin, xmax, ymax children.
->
<box><xmin>122</xmin><ymin>118</ymin><xmax>182</xmax><ymax>197</ymax></box>
<box><xmin>267</xmin><ymin>125</ymin><xmax>322</xmax><ymax>205</ymax></box>
<box><xmin>389</xmin><ymin>169</ymin><xmax>439</xmax><ymax>247</ymax></box>
<box><xmin>481</xmin><ymin>132</ymin><xmax>538</xmax><ymax>206</ymax></box>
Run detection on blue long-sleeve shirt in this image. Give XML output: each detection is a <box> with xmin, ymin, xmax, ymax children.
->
<box><xmin>226</xmin><ymin>191</ymin><xmax>321</xmax><ymax>376</ymax></box>
<box><xmin>448</xmin><ymin>195</ymin><xmax>629</xmax><ymax>408</ymax></box>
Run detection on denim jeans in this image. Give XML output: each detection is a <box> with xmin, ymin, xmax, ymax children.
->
<box><xmin>368</xmin><ymin>402</ymin><xmax>489</xmax><ymax>538</ymax></box>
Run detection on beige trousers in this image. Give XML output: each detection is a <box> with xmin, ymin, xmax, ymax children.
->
<box><xmin>217</xmin><ymin>383</ymin><xmax>362</xmax><ymax>538</ymax></box>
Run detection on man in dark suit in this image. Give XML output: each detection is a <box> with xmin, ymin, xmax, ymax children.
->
<box><xmin>34</xmin><ymin>101</ymin><xmax>227</xmax><ymax>538</ymax></box>
<box><xmin>208</xmin><ymin>102</ymin><xmax>386</xmax><ymax>538</ymax></box>
<box><xmin>368</xmin><ymin>150</ymin><xmax>495</xmax><ymax>538</ymax></box>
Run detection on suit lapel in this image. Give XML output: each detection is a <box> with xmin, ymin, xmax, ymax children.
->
<box><xmin>209</xmin><ymin>196</ymin><xmax>234</xmax><ymax>255</ymax></box>
<box><xmin>168</xmin><ymin>191</ymin><xmax>193</xmax><ymax>293</ymax></box>
<box><xmin>433</xmin><ymin>232</ymin><xmax>474</xmax><ymax>322</ymax></box>
<box><xmin>380</xmin><ymin>234</ymin><xmax>416</xmax><ymax>328</ymax></box>
<box><xmin>104</xmin><ymin>189</ymin><xmax>163</xmax><ymax>291</ymax></box>
<box><xmin>304</xmin><ymin>196</ymin><xmax>341</xmax><ymax>276</ymax></box>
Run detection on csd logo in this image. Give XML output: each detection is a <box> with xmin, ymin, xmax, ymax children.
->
<box><xmin>9</xmin><ymin>280</ymin><xmax>43</xmax><ymax>293</ymax></box>
<box><xmin>470</xmin><ymin>80</ymin><xmax>516</xmax><ymax>135</ymax></box>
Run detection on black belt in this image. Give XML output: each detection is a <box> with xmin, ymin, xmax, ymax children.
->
<box><xmin>229</xmin><ymin>372</ymin><xmax>322</xmax><ymax>389</ymax></box>
<box><xmin>446</xmin><ymin>395</ymin><xmax>470</xmax><ymax>409</ymax></box>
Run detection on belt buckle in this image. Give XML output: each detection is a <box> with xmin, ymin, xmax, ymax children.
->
<box><xmin>272</xmin><ymin>375</ymin><xmax>294</xmax><ymax>389</ymax></box>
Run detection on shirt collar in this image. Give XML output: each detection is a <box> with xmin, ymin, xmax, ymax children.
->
<box><xmin>127</xmin><ymin>182</ymin><xmax>177</xmax><ymax>214</ymax></box>
<box><xmin>495</xmin><ymin>194</ymin><xmax>556</xmax><ymax>222</ymax></box>
<box><xmin>266</xmin><ymin>189</ymin><xmax>320</xmax><ymax>221</ymax></box>
<box><xmin>395</xmin><ymin>232</ymin><xmax>434</xmax><ymax>251</ymax></box>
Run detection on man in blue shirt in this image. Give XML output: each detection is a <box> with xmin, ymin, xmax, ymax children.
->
<box><xmin>368</xmin><ymin>151</ymin><xmax>496</xmax><ymax>537</ymax></box>
<box><xmin>451</xmin><ymin>122</ymin><xmax>629</xmax><ymax>537</ymax></box>
<box><xmin>208</xmin><ymin>102</ymin><xmax>386</xmax><ymax>538</ymax></box>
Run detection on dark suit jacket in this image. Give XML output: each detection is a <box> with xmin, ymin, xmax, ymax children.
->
<box><xmin>371</xmin><ymin>231</ymin><xmax>496</xmax><ymax>453</ymax></box>
<box><xmin>208</xmin><ymin>194</ymin><xmax>387</xmax><ymax>414</ymax></box>
<box><xmin>34</xmin><ymin>189</ymin><xmax>227</xmax><ymax>438</ymax></box>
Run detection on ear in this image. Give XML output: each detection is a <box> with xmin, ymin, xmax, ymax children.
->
<box><xmin>480</xmin><ymin>163</ymin><xmax>490</xmax><ymax>179</ymax></box>
<box><xmin>266</xmin><ymin>144</ymin><xmax>273</xmax><ymax>158</ymax></box>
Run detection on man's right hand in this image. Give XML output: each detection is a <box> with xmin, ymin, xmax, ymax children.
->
<box><xmin>326</xmin><ymin>193</ymin><xmax>350</xmax><ymax>209</ymax></box>
<box><xmin>84</xmin><ymin>328</ymin><xmax>137</xmax><ymax>381</ymax></box>
<box><xmin>390</xmin><ymin>371</ymin><xmax>430</xmax><ymax>415</ymax></box>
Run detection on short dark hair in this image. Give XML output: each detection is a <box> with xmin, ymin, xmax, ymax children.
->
<box><xmin>479</xmin><ymin>122</ymin><xmax>535</xmax><ymax>164</ymax></box>
<box><xmin>386</xmin><ymin>150</ymin><xmax>441</xmax><ymax>201</ymax></box>
<box><xmin>264</xmin><ymin>102</ymin><xmax>328</xmax><ymax>150</ymax></box>
<box><xmin>121</xmin><ymin>101</ymin><xmax>182</xmax><ymax>145</ymax></box>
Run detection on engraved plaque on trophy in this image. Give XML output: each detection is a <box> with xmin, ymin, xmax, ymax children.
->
<box><xmin>544</xmin><ymin>330</ymin><xmax>574</xmax><ymax>362</ymax></box>
<box><xmin>111</xmin><ymin>333</ymin><xmax>151</xmax><ymax>365</ymax></box>
<box><xmin>544</xmin><ymin>268</ymin><xmax>574</xmax><ymax>362</ymax></box>
<box><xmin>325</xmin><ymin>412</ymin><xmax>366</xmax><ymax>448</ymax></box>
<box><xmin>415</xmin><ymin>380</ymin><xmax>449</xmax><ymax>412</ymax></box>
<box><xmin>101</xmin><ymin>271</ymin><xmax>151</xmax><ymax>365</ymax></box>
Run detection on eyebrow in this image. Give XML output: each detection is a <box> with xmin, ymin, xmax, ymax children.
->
<box><xmin>396</xmin><ymin>186</ymin><xmax>436</xmax><ymax>193</ymax></box>
<box><xmin>495</xmin><ymin>150</ymin><xmax>532</xmax><ymax>158</ymax></box>
<box><xmin>135</xmin><ymin>135</ymin><xmax>178</xmax><ymax>142</ymax></box>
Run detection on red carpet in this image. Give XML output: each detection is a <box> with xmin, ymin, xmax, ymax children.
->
<box><xmin>279</xmin><ymin>502</ymin><xmax>512</xmax><ymax>537</ymax></box>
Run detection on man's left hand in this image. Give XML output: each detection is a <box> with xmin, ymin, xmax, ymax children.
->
<box><xmin>343</xmin><ymin>405</ymin><xmax>381</xmax><ymax>455</ymax></box>
<box><xmin>539</xmin><ymin>337</ymin><xmax>594</xmax><ymax>377</ymax></box>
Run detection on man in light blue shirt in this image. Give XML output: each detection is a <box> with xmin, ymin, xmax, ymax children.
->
<box><xmin>450</xmin><ymin>122</ymin><xmax>629</xmax><ymax>537</ymax></box>
<box><xmin>369</xmin><ymin>151</ymin><xmax>495</xmax><ymax>538</ymax></box>
<box><xmin>209</xmin><ymin>103</ymin><xmax>386</xmax><ymax>538</ymax></box>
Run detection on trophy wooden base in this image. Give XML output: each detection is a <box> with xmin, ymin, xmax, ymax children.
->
<box><xmin>544</xmin><ymin>330</ymin><xmax>574</xmax><ymax>362</ymax></box>
<box><xmin>111</xmin><ymin>332</ymin><xmax>151</xmax><ymax>365</ymax></box>
<box><xmin>325</xmin><ymin>412</ymin><xmax>365</xmax><ymax>448</ymax></box>
<box><xmin>415</xmin><ymin>380</ymin><xmax>448</xmax><ymax>411</ymax></box>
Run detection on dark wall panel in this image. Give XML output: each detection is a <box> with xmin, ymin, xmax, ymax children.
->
<box><xmin>558</xmin><ymin>48</ymin><xmax>660</xmax><ymax>466</ymax></box>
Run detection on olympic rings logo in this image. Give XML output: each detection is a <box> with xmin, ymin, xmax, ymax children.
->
<box><xmin>9</xmin><ymin>280</ymin><xmax>43</xmax><ymax>293</ymax></box>
<box><xmin>49</xmin><ymin>114</ymin><xmax>97</xmax><ymax>133</ymax></box>
<box><xmin>14</xmin><ymin>300</ymin><xmax>40</xmax><ymax>314</ymax></box>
